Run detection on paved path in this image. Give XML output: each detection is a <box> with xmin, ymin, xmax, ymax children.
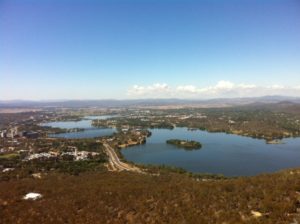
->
<box><xmin>103</xmin><ymin>143</ymin><xmax>142</xmax><ymax>173</ymax></box>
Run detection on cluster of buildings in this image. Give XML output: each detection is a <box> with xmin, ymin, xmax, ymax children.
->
<box><xmin>24</xmin><ymin>152</ymin><xmax>56</xmax><ymax>161</ymax></box>
<box><xmin>0</xmin><ymin>127</ymin><xmax>18</xmax><ymax>138</ymax></box>
<box><xmin>0</xmin><ymin>127</ymin><xmax>39</xmax><ymax>139</ymax></box>
<box><xmin>24</xmin><ymin>147</ymin><xmax>99</xmax><ymax>162</ymax></box>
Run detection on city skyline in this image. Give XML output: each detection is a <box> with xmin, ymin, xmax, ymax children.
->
<box><xmin>1</xmin><ymin>0</ymin><xmax>300</xmax><ymax>100</ymax></box>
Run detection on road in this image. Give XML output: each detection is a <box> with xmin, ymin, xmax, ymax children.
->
<box><xmin>103</xmin><ymin>143</ymin><xmax>142</xmax><ymax>173</ymax></box>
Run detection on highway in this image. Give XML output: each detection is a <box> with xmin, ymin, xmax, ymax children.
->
<box><xmin>103</xmin><ymin>143</ymin><xmax>142</xmax><ymax>173</ymax></box>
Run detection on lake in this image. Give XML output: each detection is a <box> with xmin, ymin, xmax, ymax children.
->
<box><xmin>42</xmin><ymin>115</ymin><xmax>116</xmax><ymax>139</ymax></box>
<box><xmin>42</xmin><ymin>117</ymin><xmax>300</xmax><ymax>177</ymax></box>
<box><xmin>122</xmin><ymin>128</ymin><xmax>300</xmax><ymax>176</ymax></box>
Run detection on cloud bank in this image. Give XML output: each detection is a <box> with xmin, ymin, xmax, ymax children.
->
<box><xmin>127</xmin><ymin>81</ymin><xmax>300</xmax><ymax>98</ymax></box>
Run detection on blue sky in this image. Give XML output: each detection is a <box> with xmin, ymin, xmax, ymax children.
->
<box><xmin>1</xmin><ymin>0</ymin><xmax>300</xmax><ymax>99</ymax></box>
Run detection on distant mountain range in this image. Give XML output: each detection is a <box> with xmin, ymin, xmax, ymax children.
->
<box><xmin>1</xmin><ymin>96</ymin><xmax>300</xmax><ymax>108</ymax></box>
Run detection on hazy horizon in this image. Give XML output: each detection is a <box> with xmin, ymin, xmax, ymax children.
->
<box><xmin>1</xmin><ymin>95</ymin><xmax>300</xmax><ymax>103</ymax></box>
<box><xmin>1</xmin><ymin>0</ymin><xmax>300</xmax><ymax>100</ymax></box>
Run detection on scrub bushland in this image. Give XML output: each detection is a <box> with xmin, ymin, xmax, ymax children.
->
<box><xmin>1</xmin><ymin>168</ymin><xmax>300</xmax><ymax>224</ymax></box>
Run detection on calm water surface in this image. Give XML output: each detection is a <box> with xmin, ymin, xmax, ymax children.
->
<box><xmin>42</xmin><ymin>117</ymin><xmax>300</xmax><ymax>176</ymax></box>
<box><xmin>122</xmin><ymin>128</ymin><xmax>300</xmax><ymax>176</ymax></box>
<box><xmin>42</xmin><ymin>115</ymin><xmax>116</xmax><ymax>138</ymax></box>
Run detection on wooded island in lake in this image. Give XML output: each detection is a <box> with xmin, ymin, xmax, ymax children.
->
<box><xmin>166</xmin><ymin>139</ymin><xmax>202</xmax><ymax>150</ymax></box>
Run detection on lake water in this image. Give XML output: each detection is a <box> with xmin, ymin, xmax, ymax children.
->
<box><xmin>42</xmin><ymin>117</ymin><xmax>300</xmax><ymax>177</ymax></box>
<box><xmin>42</xmin><ymin>115</ymin><xmax>116</xmax><ymax>139</ymax></box>
<box><xmin>122</xmin><ymin>128</ymin><xmax>300</xmax><ymax>176</ymax></box>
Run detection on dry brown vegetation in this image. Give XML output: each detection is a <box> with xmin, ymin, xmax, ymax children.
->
<box><xmin>1</xmin><ymin>169</ymin><xmax>300</xmax><ymax>224</ymax></box>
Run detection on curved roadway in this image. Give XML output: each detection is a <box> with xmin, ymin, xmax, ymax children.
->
<box><xmin>103</xmin><ymin>143</ymin><xmax>142</xmax><ymax>173</ymax></box>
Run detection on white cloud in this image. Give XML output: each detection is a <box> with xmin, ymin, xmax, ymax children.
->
<box><xmin>237</xmin><ymin>84</ymin><xmax>257</xmax><ymax>89</ymax></box>
<box><xmin>268</xmin><ymin>84</ymin><xmax>285</xmax><ymax>90</ymax></box>
<box><xmin>127</xmin><ymin>83</ymin><xmax>170</xmax><ymax>96</ymax></box>
<box><xmin>127</xmin><ymin>81</ymin><xmax>300</xmax><ymax>98</ymax></box>
<box><xmin>214</xmin><ymin>80</ymin><xmax>234</xmax><ymax>90</ymax></box>
<box><xmin>176</xmin><ymin>85</ymin><xmax>198</xmax><ymax>93</ymax></box>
